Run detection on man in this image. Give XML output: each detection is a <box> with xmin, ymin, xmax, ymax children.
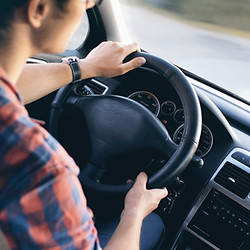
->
<box><xmin>0</xmin><ymin>0</ymin><xmax>168</xmax><ymax>249</ymax></box>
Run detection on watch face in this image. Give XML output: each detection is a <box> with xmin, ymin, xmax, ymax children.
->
<box><xmin>61</xmin><ymin>56</ymin><xmax>79</xmax><ymax>63</ymax></box>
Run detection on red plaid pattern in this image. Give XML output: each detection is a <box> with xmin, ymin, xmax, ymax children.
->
<box><xmin>0</xmin><ymin>68</ymin><xmax>101</xmax><ymax>249</ymax></box>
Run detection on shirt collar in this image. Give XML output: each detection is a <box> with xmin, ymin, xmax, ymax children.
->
<box><xmin>0</xmin><ymin>67</ymin><xmax>23</xmax><ymax>103</ymax></box>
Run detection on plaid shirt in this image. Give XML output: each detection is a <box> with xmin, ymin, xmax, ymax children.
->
<box><xmin>0</xmin><ymin>68</ymin><xmax>101</xmax><ymax>250</ymax></box>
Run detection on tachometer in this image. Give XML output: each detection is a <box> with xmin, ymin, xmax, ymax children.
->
<box><xmin>128</xmin><ymin>91</ymin><xmax>160</xmax><ymax>116</ymax></box>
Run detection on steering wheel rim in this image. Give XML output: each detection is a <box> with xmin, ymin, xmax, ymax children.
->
<box><xmin>50</xmin><ymin>52</ymin><xmax>202</xmax><ymax>195</ymax></box>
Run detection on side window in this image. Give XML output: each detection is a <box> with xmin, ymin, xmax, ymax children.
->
<box><xmin>67</xmin><ymin>15</ymin><xmax>89</xmax><ymax>49</ymax></box>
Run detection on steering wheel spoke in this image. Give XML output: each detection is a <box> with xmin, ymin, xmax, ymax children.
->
<box><xmin>79</xmin><ymin>161</ymin><xmax>107</xmax><ymax>182</ymax></box>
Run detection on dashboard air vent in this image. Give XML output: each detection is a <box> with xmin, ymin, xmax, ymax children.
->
<box><xmin>85</xmin><ymin>80</ymin><xmax>108</xmax><ymax>94</ymax></box>
<box><xmin>214</xmin><ymin>162</ymin><xmax>250</xmax><ymax>199</ymax></box>
<box><xmin>76</xmin><ymin>79</ymin><xmax>108</xmax><ymax>96</ymax></box>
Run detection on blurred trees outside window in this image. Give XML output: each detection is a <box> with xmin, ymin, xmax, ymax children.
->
<box><xmin>136</xmin><ymin>0</ymin><xmax>250</xmax><ymax>33</ymax></box>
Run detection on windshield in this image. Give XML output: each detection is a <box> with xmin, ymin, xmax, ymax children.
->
<box><xmin>120</xmin><ymin>0</ymin><xmax>250</xmax><ymax>101</ymax></box>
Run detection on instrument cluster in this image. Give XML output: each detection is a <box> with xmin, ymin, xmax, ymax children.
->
<box><xmin>128</xmin><ymin>90</ymin><xmax>213</xmax><ymax>157</ymax></box>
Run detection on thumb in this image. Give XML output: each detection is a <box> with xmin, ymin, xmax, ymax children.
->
<box><xmin>158</xmin><ymin>187</ymin><xmax>168</xmax><ymax>199</ymax></box>
<box><xmin>134</xmin><ymin>172</ymin><xmax>148</xmax><ymax>189</ymax></box>
<box><xmin>151</xmin><ymin>187</ymin><xmax>168</xmax><ymax>201</ymax></box>
<box><xmin>122</xmin><ymin>57</ymin><xmax>146</xmax><ymax>73</ymax></box>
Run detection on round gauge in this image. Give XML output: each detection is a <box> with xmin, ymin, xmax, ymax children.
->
<box><xmin>128</xmin><ymin>91</ymin><xmax>160</xmax><ymax>116</ymax></box>
<box><xmin>174</xmin><ymin>109</ymin><xmax>185</xmax><ymax>123</ymax></box>
<box><xmin>161</xmin><ymin>101</ymin><xmax>176</xmax><ymax>115</ymax></box>
<box><xmin>173</xmin><ymin>124</ymin><xmax>213</xmax><ymax>157</ymax></box>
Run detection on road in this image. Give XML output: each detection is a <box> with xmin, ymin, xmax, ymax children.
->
<box><xmin>69</xmin><ymin>2</ymin><xmax>250</xmax><ymax>101</ymax></box>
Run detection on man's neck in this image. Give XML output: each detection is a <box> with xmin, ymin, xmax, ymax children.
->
<box><xmin>0</xmin><ymin>27</ymin><xmax>33</xmax><ymax>85</ymax></box>
<box><xmin>0</xmin><ymin>52</ymin><xmax>26</xmax><ymax>85</ymax></box>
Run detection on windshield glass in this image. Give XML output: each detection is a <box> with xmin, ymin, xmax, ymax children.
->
<box><xmin>120</xmin><ymin>0</ymin><xmax>250</xmax><ymax>101</ymax></box>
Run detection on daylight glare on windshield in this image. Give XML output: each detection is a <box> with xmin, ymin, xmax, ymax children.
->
<box><xmin>120</xmin><ymin>0</ymin><xmax>250</xmax><ymax>101</ymax></box>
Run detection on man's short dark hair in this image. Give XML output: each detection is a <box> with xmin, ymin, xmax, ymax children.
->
<box><xmin>0</xmin><ymin>1</ymin><xmax>27</xmax><ymax>30</ymax></box>
<box><xmin>0</xmin><ymin>0</ymin><xmax>68</xmax><ymax>31</ymax></box>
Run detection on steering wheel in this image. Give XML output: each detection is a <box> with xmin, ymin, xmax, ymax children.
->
<box><xmin>50</xmin><ymin>52</ymin><xmax>202</xmax><ymax>197</ymax></box>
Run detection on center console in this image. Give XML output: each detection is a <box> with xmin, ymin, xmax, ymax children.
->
<box><xmin>172</xmin><ymin>148</ymin><xmax>250</xmax><ymax>250</ymax></box>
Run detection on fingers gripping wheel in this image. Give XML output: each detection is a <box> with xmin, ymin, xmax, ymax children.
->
<box><xmin>49</xmin><ymin>52</ymin><xmax>202</xmax><ymax>196</ymax></box>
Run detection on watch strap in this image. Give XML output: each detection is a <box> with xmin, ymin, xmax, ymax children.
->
<box><xmin>62</xmin><ymin>57</ymin><xmax>81</xmax><ymax>82</ymax></box>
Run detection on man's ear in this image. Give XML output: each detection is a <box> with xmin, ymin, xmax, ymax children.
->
<box><xmin>27</xmin><ymin>0</ymin><xmax>49</xmax><ymax>28</ymax></box>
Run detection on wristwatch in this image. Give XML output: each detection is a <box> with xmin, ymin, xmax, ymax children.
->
<box><xmin>61</xmin><ymin>56</ymin><xmax>81</xmax><ymax>82</ymax></box>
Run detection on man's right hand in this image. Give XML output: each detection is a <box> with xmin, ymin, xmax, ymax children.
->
<box><xmin>123</xmin><ymin>172</ymin><xmax>168</xmax><ymax>220</ymax></box>
<box><xmin>104</xmin><ymin>172</ymin><xmax>167</xmax><ymax>250</ymax></box>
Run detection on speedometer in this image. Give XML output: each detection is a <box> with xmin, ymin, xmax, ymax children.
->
<box><xmin>128</xmin><ymin>91</ymin><xmax>160</xmax><ymax>116</ymax></box>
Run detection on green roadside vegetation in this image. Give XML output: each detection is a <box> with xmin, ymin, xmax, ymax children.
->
<box><xmin>134</xmin><ymin>0</ymin><xmax>250</xmax><ymax>37</ymax></box>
